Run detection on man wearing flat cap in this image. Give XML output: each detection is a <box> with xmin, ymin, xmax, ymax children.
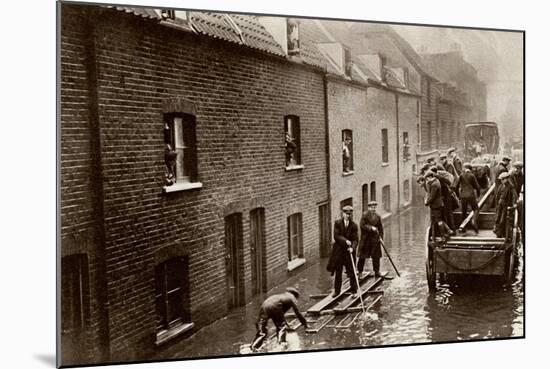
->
<box><xmin>358</xmin><ymin>201</ymin><xmax>384</xmax><ymax>278</ymax></box>
<box><xmin>250</xmin><ymin>287</ymin><xmax>308</xmax><ymax>351</ymax></box>
<box><xmin>493</xmin><ymin>171</ymin><xmax>518</xmax><ymax>238</ymax></box>
<box><xmin>510</xmin><ymin>161</ymin><xmax>524</xmax><ymax>196</ymax></box>
<box><xmin>448</xmin><ymin>147</ymin><xmax>463</xmax><ymax>177</ymax></box>
<box><xmin>440</xmin><ymin>153</ymin><xmax>458</xmax><ymax>187</ymax></box>
<box><xmin>424</xmin><ymin>171</ymin><xmax>452</xmax><ymax>240</ymax></box>
<box><xmin>327</xmin><ymin>205</ymin><xmax>359</xmax><ymax>298</ymax></box>
<box><xmin>495</xmin><ymin>155</ymin><xmax>512</xmax><ymax>194</ymax></box>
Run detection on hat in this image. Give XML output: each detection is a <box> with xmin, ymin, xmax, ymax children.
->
<box><xmin>436</xmin><ymin>164</ymin><xmax>445</xmax><ymax>171</ymax></box>
<box><xmin>286</xmin><ymin>287</ymin><xmax>300</xmax><ymax>298</ymax></box>
<box><xmin>464</xmin><ymin>163</ymin><xmax>473</xmax><ymax>169</ymax></box>
<box><xmin>447</xmin><ymin>147</ymin><xmax>456</xmax><ymax>154</ymax></box>
<box><xmin>424</xmin><ymin>171</ymin><xmax>435</xmax><ymax>178</ymax></box>
<box><xmin>498</xmin><ymin>172</ymin><xmax>510</xmax><ymax>180</ymax></box>
<box><xmin>429</xmin><ymin>166</ymin><xmax>438</xmax><ymax>173</ymax></box>
<box><xmin>513</xmin><ymin>161</ymin><xmax>523</xmax><ymax>168</ymax></box>
<box><xmin>427</xmin><ymin>157</ymin><xmax>436</xmax><ymax>163</ymax></box>
<box><xmin>342</xmin><ymin>205</ymin><xmax>353</xmax><ymax>213</ymax></box>
<box><xmin>439</xmin><ymin>153</ymin><xmax>447</xmax><ymax>159</ymax></box>
<box><xmin>502</xmin><ymin>155</ymin><xmax>512</xmax><ymax>162</ymax></box>
<box><xmin>367</xmin><ymin>201</ymin><xmax>378</xmax><ymax>207</ymax></box>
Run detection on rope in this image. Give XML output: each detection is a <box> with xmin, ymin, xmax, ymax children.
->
<box><xmin>435</xmin><ymin>251</ymin><xmax>502</xmax><ymax>272</ymax></box>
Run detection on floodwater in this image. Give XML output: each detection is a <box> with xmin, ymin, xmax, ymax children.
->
<box><xmin>157</xmin><ymin>206</ymin><xmax>524</xmax><ymax>360</ymax></box>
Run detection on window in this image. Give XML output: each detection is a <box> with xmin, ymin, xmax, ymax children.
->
<box><xmin>340</xmin><ymin>197</ymin><xmax>353</xmax><ymax>211</ymax></box>
<box><xmin>61</xmin><ymin>254</ymin><xmax>90</xmax><ymax>337</ymax></box>
<box><xmin>285</xmin><ymin>115</ymin><xmax>301</xmax><ymax>167</ymax></box>
<box><xmin>155</xmin><ymin>257</ymin><xmax>191</xmax><ymax>337</ymax></box>
<box><xmin>381</xmin><ymin>129</ymin><xmax>389</xmax><ymax>164</ymax></box>
<box><xmin>382</xmin><ymin>185</ymin><xmax>391</xmax><ymax>213</ymax></box>
<box><xmin>403</xmin><ymin>179</ymin><xmax>410</xmax><ymax>203</ymax></box>
<box><xmin>403</xmin><ymin>67</ymin><xmax>409</xmax><ymax>88</ymax></box>
<box><xmin>440</xmin><ymin>120</ymin><xmax>446</xmax><ymax>147</ymax></box>
<box><xmin>161</xmin><ymin>9</ymin><xmax>176</xmax><ymax>19</ymax></box>
<box><xmin>164</xmin><ymin>113</ymin><xmax>197</xmax><ymax>185</ymax></box>
<box><xmin>370</xmin><ymin>181</ymin><xmax>377</xmax><ymax>202</ymax></box>
<box><xmin>362</xmin><ymin>184</ymin><xmax>369</xmax><ymax>213</ymax></box>
<box><xmin>403</xmin><ymin>131</ymin><xmax>410</xmax><ymax>161</ymax></box>
<box><xmin>288</xmin><ymin>213</ymin><xmax>303</xmax><ymax>262</ymax></box>
<box><xmin>342</xmin><ymin>130</ymin><xmax>353</xmax><ymax>173</ymax></box>
<box><xmin>416</xmin><ymin>100</ymin><xmax>420</xmax><ymax>118</ymax></box>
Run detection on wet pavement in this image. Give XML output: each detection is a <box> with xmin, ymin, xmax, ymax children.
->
<box><xmin>157</xmin><ymin>206</ymin><xmax>524</xmax><ymax>360</ymax></box>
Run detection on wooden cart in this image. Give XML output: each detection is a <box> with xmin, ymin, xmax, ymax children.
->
<box><xmin>425</xmin><ymin>184</ymin><xmax>521</xmax><ymax>291</ymax></box>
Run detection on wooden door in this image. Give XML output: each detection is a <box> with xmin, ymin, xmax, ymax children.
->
<box><xmin>250</xmin><ymin>208</ymin><xmax>266</xmax><ymax>296</ymax></box>
<box><xmin>225</xmin><ymin>213</ymin><xmax>243</xmax><ymax>308</ymax></box>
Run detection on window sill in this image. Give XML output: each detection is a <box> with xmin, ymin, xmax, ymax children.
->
<box><xmin>287</xmin><ymin>258</ymin><xmax>306</xmax><ymax>271</ymax></box>
<box><xmin>163</xmin><ymin>182</ymin><xmax>203</xmax><ymax>193</ymax></box>
<box><xmin>381</xmin><ymin>163</ymin><xmax>390</xmax><ymax>167</ymax></box>
<box><xmin>285</xmin><ymin>164</ymin><xmax>305</xmax><ymax>171</ymax></box>
<box><xmin>155</xmin><ymin>322</ymin><xmax>194</xmax><ymax>346</ymax></box>
<box><xmin>342</xmin><ymin>171</ymin><xmax>354</xmax><ymax>177</ymax></box>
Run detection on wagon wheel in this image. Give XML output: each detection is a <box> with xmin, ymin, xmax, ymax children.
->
<box><xmin>505</xmin><ymin>228</ymin><xmax>518</xmax><ymax>284</ymax></box>
<box><xmin>425</xmin><ymin>227</ymin><xmax>436</xmax><ymax>291</ymax></box>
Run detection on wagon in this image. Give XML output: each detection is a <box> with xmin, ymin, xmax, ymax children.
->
<box><xmin>425</xmin><ymin>184</ymin><xmax>521</xmax><ymax>291</ymax></box>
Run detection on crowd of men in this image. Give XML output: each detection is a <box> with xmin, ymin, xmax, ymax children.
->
<box><xmin>417</xmin><ymin>148</ymin><xmax>523</xmax><ymax>240</ymax></box>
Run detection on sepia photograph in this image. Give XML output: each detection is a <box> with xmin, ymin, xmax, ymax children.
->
<box><xmin>56</xmin><ymin>0</ymin><xmax>524</xmax><ymax>367</ymax></box>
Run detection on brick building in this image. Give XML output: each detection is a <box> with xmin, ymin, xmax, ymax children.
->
<box><xmin>60</xmin><ymin>4</ymin><xmax>329</xmax><ymax>365</ymax></box>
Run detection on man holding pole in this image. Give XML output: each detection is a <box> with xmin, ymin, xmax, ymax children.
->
<box><xmin>326</xmin><ymin>205</ymin><xmax>359</xmax><ymax>298</ymax></box>
<box><xmin>357</xmin><ymin>201</ymin><xmax>384</xmax><ymax>279</ymax></box>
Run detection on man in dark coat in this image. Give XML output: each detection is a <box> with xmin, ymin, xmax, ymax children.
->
<box><xmin>494</xmin><ymin>172</ymin><xmax>519</xmax><ymax>238</ymax></box>
<box><xmin>495</xmin><ymin>156</ymin><xmax>512</xmax><ymax>194</ymax></box>
<box><xmin>510</xmin><ymin>161</ymin><xmax>524</xmax><ymax>196</ymax></box>
<box><xmin>457</xmin><ymin>163</ymin><xmax>481</xmax><ymax>233</ymax></box>
<box><xmin>357</xmin><ymin>201</ymin><xmax>384</xmax><ymax>278</ymax></box>
<box><xmin>448</xmin><ymin>147</ymin><xmax>463</xmax><ymax>177</ymax></box>
<box><xmin>440</xmin><ymin>153</ymin><xmax>458</xmax><ymax>187</ymax></box>
<box><xmin>250</xmin><ymin>287</ymin><xmax>308</xmax><ymax>351</ymax></box>
<box><xmin>425</xmin><ymin>171</ymin><xmax>451</xmax><ymax>241</ymax></box>
<box><xmin>327</xmin><ymin>205</ymin><xmax>359</xmax><ymax>298</ymax></box>
<box><xmin>434</xmin><ymin>164</ymin><xmax>457</xmax><ymax>234</ymax></box>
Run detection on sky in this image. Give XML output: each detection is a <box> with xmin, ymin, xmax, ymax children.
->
<box><xmin>392</xmin><ymin>24</ymin><xmax>523</xmax><ymax>138</ymax></box>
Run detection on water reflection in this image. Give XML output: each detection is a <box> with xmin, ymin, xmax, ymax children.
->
<box><xmin>158</xmin><ymin>206</ymin><xmax>524</xmax><ymax>359</ymax></box>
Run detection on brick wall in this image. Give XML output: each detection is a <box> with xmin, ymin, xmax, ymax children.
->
<box><xmin>60</xmin><ymin>5</ymin><xmax>108</xmax><ymax>365</ymax></box>
<box><xmin>61</xmin><ymin>4</ymin><xmax>327</xmax><ymax>363</ymax></box>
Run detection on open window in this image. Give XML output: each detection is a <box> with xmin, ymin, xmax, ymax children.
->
<box><xmin>342</xmin><ymin>129</ymin><xmax>354</xmax><ymax>173</ymax></box>
<box><xmin>163</xmin><ymin>113</ymin><xmax>198</xmax><ymax>189</ymax></box>
<box><xmin>284</xmin><ymin>115</ymin><xmax>301</xmax><ymax>168</ymax></box>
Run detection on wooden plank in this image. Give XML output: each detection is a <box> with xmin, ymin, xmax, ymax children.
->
<box><xmin>305</xmin><ymin>315</ymin><xmax>334</xmax><ymax>333</ymax></box>
<box><xmin>459</xmin><ymin>183</ymin><xmax>495</xmax><ymax>230</ymax></box>
<box><xmin>434</xmin><ymin>248</ymin><xmax>505</xmax><ymax>275</ymax></box>
<box><xmin>307</xmin><ymin>272</ymin><xmax>372</xmax><ymax>315</ymax></box>
<box><xmin>333</xmin><ymin>272</ymin><xmax>388</xmax><ymax>312</ymax></box>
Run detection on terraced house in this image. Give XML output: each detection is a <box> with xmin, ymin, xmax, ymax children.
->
<box><xmin>59</xmin><ymin>3</ymin><xmax>484</xmax><ymax>366</ymax></box>
<box><xmin>60</xmin><ymin>4</ymin><xmax>329</xmax><ymax>365</ymax></box>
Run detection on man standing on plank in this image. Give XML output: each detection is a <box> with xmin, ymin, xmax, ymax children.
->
<box><xmin>357</xmin><ymin>201</ymin><xmax>384</xmax><ymax>279</ymax></box>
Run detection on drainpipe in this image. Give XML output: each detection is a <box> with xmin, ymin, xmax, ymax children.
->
<box><xmin>395</xmin><ymin>94</ymin><xmax>401</xmax><ymax>213</ymax></box>
<box><xmin>83</xmin><ymin>7</ymin><xmax>111</xmax><ymax>362</ymax></box>
<box><xmin>323</xmin><ymin>75</ymin><xmax>332</xmax><ymax>257</ymax></box>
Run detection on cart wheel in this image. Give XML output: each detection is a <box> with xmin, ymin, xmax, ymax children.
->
<box><xmin>505</xmin><ymin>248</ymin><xmax>516</xmax><ymax>284</ymax></box>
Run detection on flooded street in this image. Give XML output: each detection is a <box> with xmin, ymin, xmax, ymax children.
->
<box><xmin>158</xmin><ymin>206</ymin><xmax>524</xmax><ymax>360</ymax></box>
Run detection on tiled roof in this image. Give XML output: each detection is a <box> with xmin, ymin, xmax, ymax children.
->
<box><xmin>190</xmin><ymin>12</ymin><xmax>243</xmax><ymax>45</ymax></box>
<box><xmin>230</xmin><ymin>15</ymin><xmax>285</xmax><ymax>56</ymax></box>
<box><xmin>298</xmin><ymin>19</ymin><xmax>334</xmax><ymax>70</ymax></box>
<box><xmin>107</xmin><ymin>6</ymin><xmax>161</xmax><ymax>19</ymax></box>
